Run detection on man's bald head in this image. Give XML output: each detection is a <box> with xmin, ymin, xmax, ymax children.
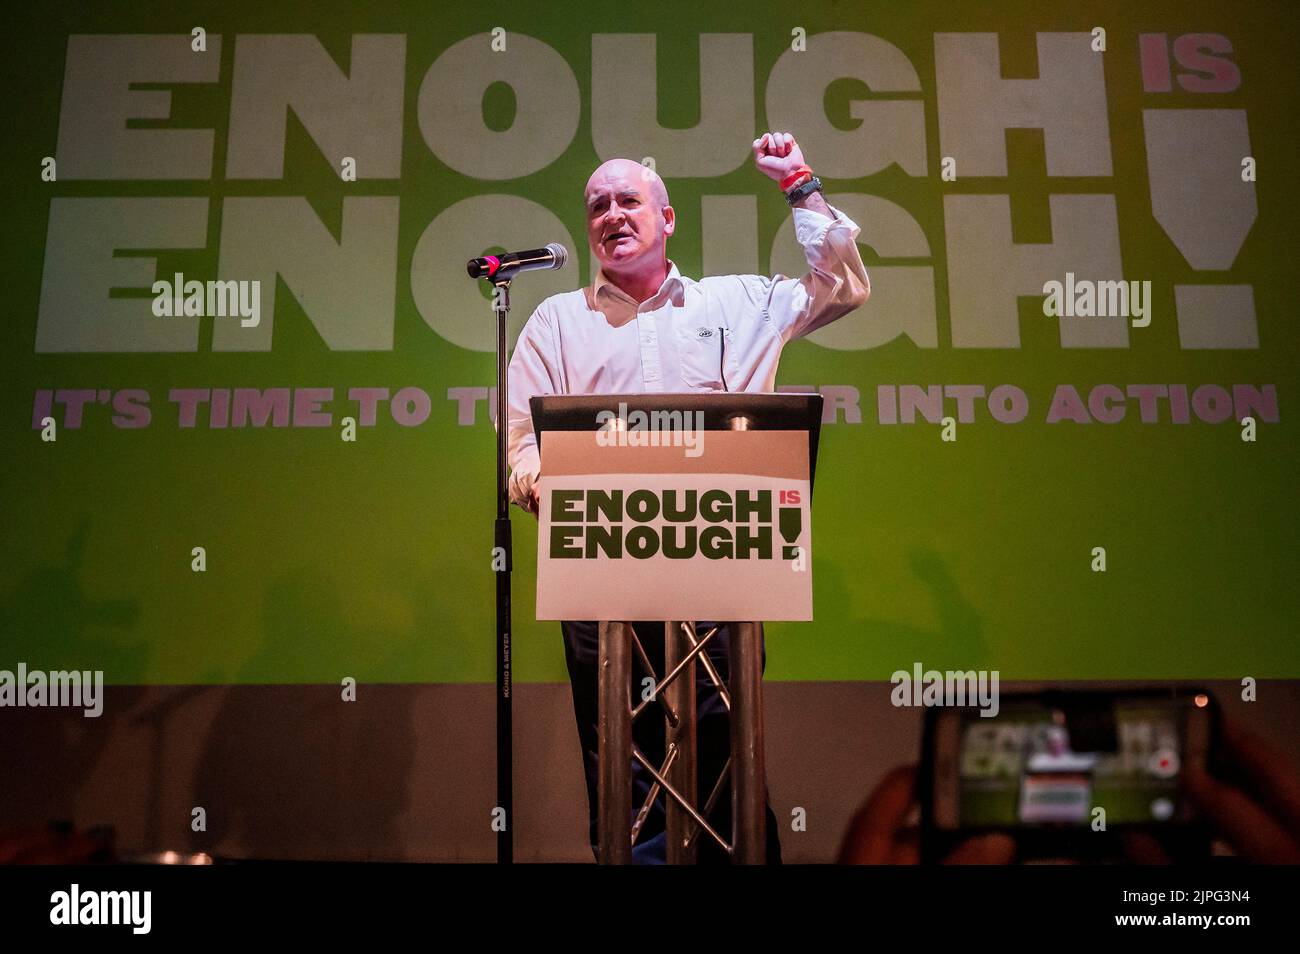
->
<box><xmin>585</xmin><ymin>158</ymin><xmax>669</xmax><ymax>210</ymax></box>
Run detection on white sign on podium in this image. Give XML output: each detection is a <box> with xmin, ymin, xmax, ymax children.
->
<box><xmin>536</xmin><ymin>430</ymin><xmax>813</xmax><ymax>621</ymax></box>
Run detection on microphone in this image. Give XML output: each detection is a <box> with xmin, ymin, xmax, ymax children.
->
<box><xmin>467</xmin><ymin>243</ymin><xmax>568</xmax><ymax>280</ymax></box>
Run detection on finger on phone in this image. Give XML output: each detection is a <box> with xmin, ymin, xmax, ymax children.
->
<box><xmin>1183</xmin><ymin>766</ymin><xmax>1300</xmax><ymax>863</ymax></box>
<box><xmin>1218</xmin><ymin>719</ymin><xmax>1300</xmax><ymax>840</ymax></box>
<box><xmin>942</xmin><ymin>832</ymin><xmax>1016</xmax><ymax>865</ymax></box>
<box><xmin>837</xmin><ymin>765</ymin><xmax>916</xmax><ymax>864</ymax></box>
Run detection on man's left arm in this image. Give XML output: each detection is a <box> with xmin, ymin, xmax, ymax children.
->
<box><xmin>750</xmin><ymin>132</ymin><xmax>871</xmax><ymax>341</ymax></box>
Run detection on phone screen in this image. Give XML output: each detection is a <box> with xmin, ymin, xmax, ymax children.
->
<box><xmin>930</xmin><ymin>691</ymin><xmax>1211</xmax><ymax>831</ymax></box>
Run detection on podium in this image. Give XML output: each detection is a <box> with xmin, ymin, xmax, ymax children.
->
<box><xmin>531</xmin><ymin>393</ymin><xmax>823</xmax><ymax>864</ymax></box>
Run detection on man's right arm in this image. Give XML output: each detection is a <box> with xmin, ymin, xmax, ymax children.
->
<box><xmin>505</xmin><ymin>307</ymin><xmax>557</xmax><ymax>514</ymax></box>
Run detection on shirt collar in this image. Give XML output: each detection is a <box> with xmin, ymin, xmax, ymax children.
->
<box><xmin>593</xmin><ymin>260</ymin><xmax>687</xmax><ymax>305</ymax></box>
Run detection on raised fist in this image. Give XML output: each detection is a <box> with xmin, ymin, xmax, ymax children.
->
<box><xmin>752</xmin><ymin>131</ymin><xmax>807</xmax><ymax>183</ymax></box>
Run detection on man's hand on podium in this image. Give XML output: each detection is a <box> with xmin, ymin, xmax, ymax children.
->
<box><xmin>525</xmin><ymin>484</ymin><xmax>540</xmax><ymax>519</ymax></box>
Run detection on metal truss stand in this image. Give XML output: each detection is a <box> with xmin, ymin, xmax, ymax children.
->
<box><xmin>596</xmin><ymin>619</ymin><xmax>766</xmax><ymax>864</ymax></box>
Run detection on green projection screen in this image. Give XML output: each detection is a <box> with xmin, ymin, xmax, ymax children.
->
<box><xmin>2</xmin><ymin>0</ymin><xmax>1295</xmax><ymax>685</ymax></box>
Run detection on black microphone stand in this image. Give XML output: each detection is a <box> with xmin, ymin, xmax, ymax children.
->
<box><xmin>474</xmin><ymin>248</ymin><xmax>563</xmax><ymax>864</ymax></box>
<box><xmin>493</xmin><ymin>276</ymin><xmax>514</xmax><ymax>865</ymax></box>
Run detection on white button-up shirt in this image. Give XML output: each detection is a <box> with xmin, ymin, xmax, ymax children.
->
<box><xmin>505</xmin><ymin>203</ymin><xmax>870</xmax><ymax>507</ymax></box>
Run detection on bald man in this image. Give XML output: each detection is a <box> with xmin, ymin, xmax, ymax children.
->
<box><xmin>506</xmin><ymin>133</ymin><xmax>870</xmax><ymax>863</ymax></box>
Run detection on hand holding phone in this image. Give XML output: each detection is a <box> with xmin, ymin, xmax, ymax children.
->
<box><xmin>1182</xmin><ymin>718</ymin><xmax>1300</xmax><ymax>863</ymax></box>
<box><xmin>920</xmin><ymin>688</ymin><xmax>1216</xmax><ymax>863</ymax></box>
<box><xmin>839</xmin><ymin>766</ymin><xmax>1014</xmax><ymax>864</ymax></box>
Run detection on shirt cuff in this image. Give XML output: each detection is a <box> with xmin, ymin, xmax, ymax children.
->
<box><xmin>793</xmin><ymin>202</ymin><xmax>857</xmax><ymax>246</ymax></box>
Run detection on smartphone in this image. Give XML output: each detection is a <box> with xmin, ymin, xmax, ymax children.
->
<box><xmin>920</xmin><ymin>687</ymin><xmax>1216</xmax><ymax>863</ymax></box>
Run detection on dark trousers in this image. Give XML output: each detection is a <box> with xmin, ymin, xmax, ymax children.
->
<box><xmin>559</xmin><ymin>619</ymin><xmax>783</xmax><ymax>864</ymax></box>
